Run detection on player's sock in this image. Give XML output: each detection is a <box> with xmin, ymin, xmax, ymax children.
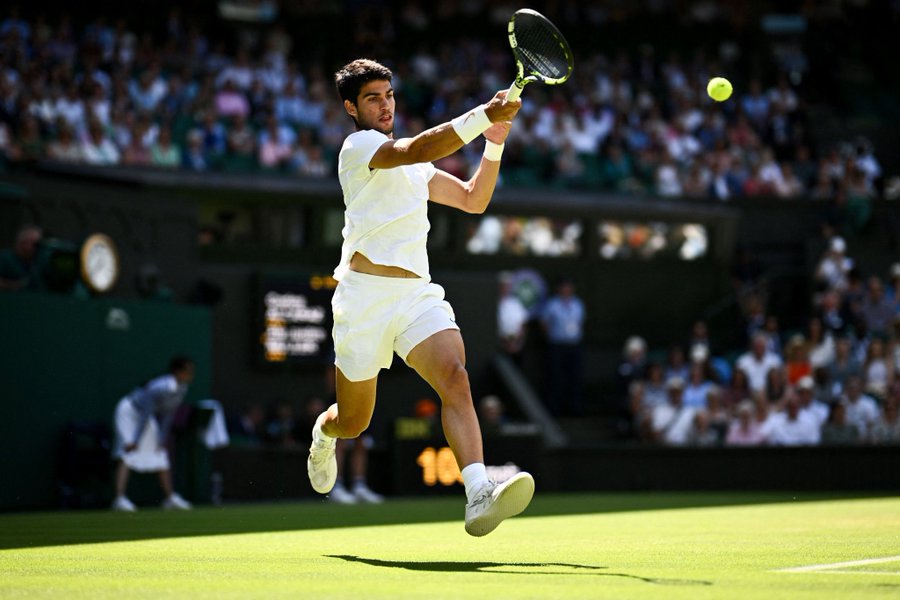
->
<box><xmin>312</xmin><ymin>414</ymin><xmax>335</xmax><ymax>445</ymax></box>
<box><xmin>461</xmin><ymin>462</ymin><xmax>490</xmax><ymax>503</ymax></box>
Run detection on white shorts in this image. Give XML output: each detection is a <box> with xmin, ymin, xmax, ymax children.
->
<box><xmin>332</xmin><ymin>270</ymin><xmax>459</xmax><ymax>381</ymax></box>
<box><xmin>113</xmin><ymin>398</ymin><xmax>170</xmax><ymax>472</ymax></box>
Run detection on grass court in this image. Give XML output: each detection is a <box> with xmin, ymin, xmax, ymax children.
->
<box><xmin>2</xmin><ymin>492</ymin><xmax>899</xmax><ymax>599</ymax></box>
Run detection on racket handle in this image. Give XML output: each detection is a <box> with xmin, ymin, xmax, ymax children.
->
<box><xmin>506</xmin><ymin>81</ymin><xmax>524</xmax><ymax>102</ymax></box>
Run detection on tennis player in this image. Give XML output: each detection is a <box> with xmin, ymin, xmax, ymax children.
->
<box><xmin>111</xmin><ymin>356</ymin><xmax>195</xmax><ymax>511</ymax></box>
<box><xmin>308</xmin><ymin>58</ymin><xmax>533</xmax><ymax>536</ymax></box>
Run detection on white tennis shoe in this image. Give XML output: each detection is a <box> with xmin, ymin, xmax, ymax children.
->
<box><xmin>162</xmin><ymin>493</ymin><xmax>192</xmax><ymax>510</ymax></box>
<box><xmin>328</xmin><ymin>482</ymin><xmax>357</xmax><ymax>504</ymax></box>
<box><xmin>464</xmin><ymin>472</ymin><xmax>535</xmax><ymax>537</ymax></box>
<box><xmin>353</xmin><ymin>483</ymin><xmax>384</xmax><ymax>504</ymax></box>
<box><xmin>307</xmin><ymin>437</ymin><xmax>337</xmax><ymax>494</ymax></box>
<box><xmin>111</xmin><ymin>495</ymin><xmax>137</xmax><ymax>512</ymax></box>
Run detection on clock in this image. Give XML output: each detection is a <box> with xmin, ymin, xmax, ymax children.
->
<box><xmin>80</xmin><ymin>233</ymin><xmax>120</xmax><ymax>294</ymax></box>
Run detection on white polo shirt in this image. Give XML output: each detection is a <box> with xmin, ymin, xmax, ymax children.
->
<box><xmin>335</xmin><ymin>129</ymin><xmax>437</xmax><ymax>281</ymax></box>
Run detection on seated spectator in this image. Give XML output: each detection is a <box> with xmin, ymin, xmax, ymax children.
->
<box><xmin>650</xmin><ymin>377</ymin><xmax>697</xmax><ymax>446</ymax></box>
<box><xmin>827</xmin><ymin>335</ymin><xmax>863</xmax><ymax>394</ymax></box>
<box><xmin>871</xmin><ymin>390</ymin><xmax>900</xmax><ymax>444</ymax></box>
<box><xmin>265</xmin><ymin>400</ymin><xmax>299</xmax><ymax>449</ymax></box>
<box><xmin>863</xmin><ymin>337</ymin><xmax>894</xmax><ymax>401</ymax></box>
<box><xmin>151</xmin><ymin>126</ymin><xmax>181</xmax><ymax>168</ymax></box>
<box><xmin>81</xmin><ymin>119</ymin><xmax>120</xmax><ymax>165</ymax></box>
<box><xmin>764</xmin><ymin>392</ymin><xmax>821</xmax><ymax>446</ymax></box>
<box><xmin>683</xmin><ymin>362</ymin><xmax>713</xmax><ymax>409</ymax></box>
<box><xmin>784</xmin><ymin>334</ymin><xmax>812</xmax><ymax>385</ymax></box>
<box><xmin>478</xmin><ymin>395</ymin><xmax>507</xmax><ymax>438</ymax></box>
<box><xmin>182</xmin><ymin>129</ymin><xmax>207</xmax><ymax>171</ymax></box>
<box><xmin>0</xmin><ymin>225</ymin><xmax>45</xmax><ymax>292</ymax></box>
<box><xmin>46</xmin><ymin>122</ymin><xmax>83</xmax><ymax>162</ymax></box>
<box><xmin>227</xmin><ymin>403</ymin><xmax>265</xmax><ymax>447</ymax></box>
<box><xmin>861</xmin><ymin>277</ymin><xmax>895</xmax><ymax>338</ymax></box>
<box><xmin>257</xmin><ymin>116</ymin><xmax>294</xmax><ymax>170</ymax></box>
<box><xmin>725</xmin><ymin>400</ymin><xmax>767</xmax><ymax>446</ymax></box>
<box><xmin>820</xmin><ymin>402</ymin><xmax>860</xmax><ymax>445</ymax></box>
<box><xmin>214</xmin><ymin>78</ymin><xmax>250</xmax><ymax>119</ymax></box>
<box><xmin>687</xmin><ymin>411</ymin><xmax>720</xmax><ymax>447</ymax></box>
<box><xmin>815</xmin><ymin>236</ymin><xmax>853</xmax><ymax>293</ymax></box>
<box><xmin>796</xmin><ymin>375</ymin><xmax>830</xmax><ymax>428</ymax></box>
<box><xmin>841</xmin><ymin>375</ymin><xmax>880</xmax><ymax>440</ymax></box>
<box><xmin>736</xmin><ymin>333</ymin><xmax>784</xmax><ymax>397</ymax></box>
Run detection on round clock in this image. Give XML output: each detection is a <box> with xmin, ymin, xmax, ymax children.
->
<box><xmin>80</xmin><ymin>233</ymin><xmax>120</xmax><ymax>294</ymax></box>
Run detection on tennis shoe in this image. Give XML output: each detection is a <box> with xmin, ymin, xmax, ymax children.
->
<box><xmin>307</xmin><ymin>437</ymin><xmax>337</xmax><ymax>494</ymax></box>
<box><xmin>353</xmin><ymin>483</ymin><xmax>384</xmax><ymax>504</ymax></box>
<box><xmin>464</xmin><ymin>472</ymin><xmax>535</xmax><ymax>537</ymax></box>
<box><xmin>329</xmin><ymin>482</ymin><xmax>357</xmax><ymax>504</ymax></box>
<box><xmin>111</xmin><ymin>495</ymin><xmax>137</xmax><ymax>512</ymax></box>
<box><xmin>162</xmin><ymin>493</ymin><xmax>192</xmax><ymax>510</ymax></box>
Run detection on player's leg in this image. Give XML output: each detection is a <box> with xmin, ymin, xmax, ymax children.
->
<box><xmin>406</xmin><ymin>328</ymin><xmax>534</xmax><ymax>536</ymax></box>
<box><xmin>329</xmin><ymin>439</ymin><xmax>357</xmax><ymax>504</ymax></box>
<box><xmin>308</xmin><ymin>369</ymin><xmax>377</xmax><ymax>494</ymax></box>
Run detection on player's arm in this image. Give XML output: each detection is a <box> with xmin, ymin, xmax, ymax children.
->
<box><xmin>427</xmin><ymin>120</ymin><xmax>516</xmax><ymax>214</ymax></box>
<box><xmin>369</xmin><ymin>91</ymin><xmax>520</xmax><ymax>169</ymax></box>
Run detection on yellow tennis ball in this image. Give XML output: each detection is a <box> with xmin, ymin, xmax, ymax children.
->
<box><xmin>707</xmin><ymin>77</ymin><xmax>733</xmax><ymax>102</ymax></box>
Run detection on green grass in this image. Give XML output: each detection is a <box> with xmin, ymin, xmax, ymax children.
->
<box><xmin>1</xmin><ymin>493</ymin><xmax>899</xmax><ymax>599</ymax></box>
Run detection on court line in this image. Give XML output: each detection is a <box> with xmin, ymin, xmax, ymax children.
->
<box><xmin>775</xmin><ymin>555</ymin><xmax>900</xmax><ymax>573</ymax></box>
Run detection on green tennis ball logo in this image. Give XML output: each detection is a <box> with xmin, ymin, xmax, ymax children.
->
<box><xmin>707</xmin><ymin>77</ymin><xmax>733</xmax><ymax>102</ymax></box>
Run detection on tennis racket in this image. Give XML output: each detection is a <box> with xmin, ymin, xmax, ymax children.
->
<box><xmin>505</xmin><ymin>8</ymin><xmax>574</xmax><ymax>102</ymax></box>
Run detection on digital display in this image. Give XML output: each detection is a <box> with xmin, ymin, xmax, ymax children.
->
<box><xmin>257</xmin><ymin>273</ymin><xmax>336</xmax><ymax>365</ymax></box>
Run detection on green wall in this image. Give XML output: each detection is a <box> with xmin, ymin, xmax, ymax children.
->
<box><xmin>0</xmin><ymin>293</ymin><xmax>211</xmax><ymax>510</ymax></box>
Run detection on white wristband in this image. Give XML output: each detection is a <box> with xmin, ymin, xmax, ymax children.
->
<box><xmin>451</xmin><ymin>106</ymin><xmax>492</xmax><ymax>144</ymax></box>
<box><xmin>483</xmin><ymin>140</ymin><xmax>504</xmax><ymax>162</ymax></box>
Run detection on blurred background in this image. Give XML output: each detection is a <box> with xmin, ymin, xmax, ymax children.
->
<box><xmin>1</xmin><ymin>0</ymin><xmax>899</xmax><ymax>511</ymax></box>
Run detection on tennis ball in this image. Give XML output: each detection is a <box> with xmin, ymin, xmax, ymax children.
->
<box><xmin>707</xmin><ymin>77</ymin><xmax>733</xmax><ymax>102</ymax></box>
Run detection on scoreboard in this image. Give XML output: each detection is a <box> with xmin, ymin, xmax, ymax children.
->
<box><xmin>257</xmin><ymin>272</ymin><xmax>336</xmax><ymax>366</ymax></box>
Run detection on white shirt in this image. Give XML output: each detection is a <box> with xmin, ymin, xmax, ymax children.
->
<box><xmin>844</xmin><ymin>395</ymin><xmax>880</xmax><ymax>438</ymax></box>
<box><xmin>651</xmin><ymin>403</ymin><xmax>697</xmax><ymax>446</ymax></box>
<box><xmin>736</xmin><ymin>351</ymin><xmax>784</xmax><ymax>394</ymax></box>
<box><xmin>498</xmin><ymin>295</ymin><xmax>528</xmax><ymax>338</ymax></box>
<box><xmin>765</xmin><ymin>411</ymin><xmax>821</xmax><ymax>446</ymax></box>
<box><xmin>335</xmin><ymin>129</ymin><xmax>437</xmax><ymax>281</ymax></box>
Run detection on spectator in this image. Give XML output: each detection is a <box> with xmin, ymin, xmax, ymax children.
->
<box><xmin>477</xmin><ymin>395</ymin><xmax>507</xmax><ymax>438</ymax></box>
<box><xmin>227</xmin><ymin>403</ymin><xmax>265</xmax><ymax>447</ymax></box>
<box><xmin>736</xmin><ymin>333</ymin><xmax>784</xmax><ymax>397</ymax></box>
<box><xmin>863</xmin><ymin>337</ymin><xmax>894</xmax><ymax>401</ymax></box>
<box><xmin>764</xmin><ymin>366</ymin><xmax>789</xmax><ymax>406</ymax></box>
<box><xmin>815</xmin><ymin>236</ymin><xmax>853</xmax><ymax>293</ymax></box>
<box><xmin>111</xmin><ymin>356</ymin><xmax>195</xmax><ymax>511</ymax></box>
<box><xmin>182</xmin><ymin>129</ymin><xmax>207</xmax><ymax>171</ymax></box>
<box><xmin>841</xmin><ymin>375</ymin><xmax>880</xmax><ymax>440</ymax></box>
<box><xmin>784</xmin><ymin>334</ymin><xmax>812</xmax><ymax>385</ymax></box>
<box><xmin>807</xmin><ymin>316</ymin><xmax>836</xmax><ymax>370</ymax></box>
<box><xmin>150</xmin><ymin>126</ymin><xmax>181</xmax><ymax>168</ymax></box>
<box><xmin>860</xmin><ymin>277</ymin><xmax>895</xmax><ymax>338</ymax></box>
<box><xmin>725</xmin><ymin>399</ymin><xmax>766</xmax><ymax>446</ymax></box>
<box><xmin>820</xmin><ymin>402</ymin><xmax>860</xmax><ymax>445</ymax></box>
<box><xmin>650</xmin><ymin>377</ymin><xmax>696</xmax><ymax>446</ymax></box>
<box><xmin>0</xmin><ymin>225</ymin><xmax>45</xmax><ymax>292</ymax></box>
<box><xmin>616</xmin><ymin>335</ymin><xmax>648</xmax><ymax>396</ymax></box>
<box><xmin>796</xmin><ymin>375</ymin><xmax>830</xmax><ymax>429</ymax></box>
<box><xmin>687</xmin><ymin>411</ymin><xmax>720</xmax><ymax>447</ymax></box>
<box><xmin>764</xmin><ymin>392</ymin><xmax>821</xmax><ymax>446</ymax></box>
<box><xmin>827</xmin><ymin>335</ymin><xmax>863</xmax><ymax>395</ymax></box>
<box><xmin>46</xmin><ymin>122</ymin><xmax>83</xmax><ymax>162</ymax></box>
<box><xmin>265</xmin><ymin>400</ymin><xmax>299</xmax><ymax>448</ymax></box>
<box><xmin>81</xmin><ymin>119</ymin><xmax>120</xmax><ymax>165</ymax></box>
<box><xmin>871</xmin><ymin>390</ymin><xmax>900</xmax><ymax>444</ymax></box>
<box><xmin>540</xmin><ymin>278</ymin><xmax>586</xmax><ymax>416</ymax></box>
<box><xmin>683</xmin><ymin>362</ymin><xmax>713</xmax><ymax>409</ymax></box>
<box><xmin>497</xmin><ymin>272</ymin><xmax>529</xmax><ymax>363</ymax></box>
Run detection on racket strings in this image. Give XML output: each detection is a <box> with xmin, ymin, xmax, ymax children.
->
<box><xmin>514</xmin><ymin>20</ymin><xmax>570</xmax><ymax>80</ymax></box>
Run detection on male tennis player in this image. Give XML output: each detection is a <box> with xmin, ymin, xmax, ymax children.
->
<box><xmin>308</xmin><ymin>58</ymin><xmax>533</xmax><ymax>536</ymax></box>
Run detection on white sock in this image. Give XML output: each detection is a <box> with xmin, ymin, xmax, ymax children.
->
<box><xmin>313</xmin><ymin>414</ymin><xmax>335</xmax><ymax>445</ymax></box>
<box><xmin>461</xmin><ymin>463</ymin><xmax>490</xmax><ymax>502</ymax></box>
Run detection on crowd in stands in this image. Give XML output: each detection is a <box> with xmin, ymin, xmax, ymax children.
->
<box><xmin>621</xmin><ymin>235</ymin><xmax>900</xmax><ymax>446</ymax></box>
<box><xmin>0</xmin><ymin>6</ymin><xmax>886</xmax><ymax>206</ymax></box>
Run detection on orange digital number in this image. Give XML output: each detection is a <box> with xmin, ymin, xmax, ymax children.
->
<box><xmin>416</xmin><ymin>447</ymin><xmax>463</xmax><ymax>486</ymax></box>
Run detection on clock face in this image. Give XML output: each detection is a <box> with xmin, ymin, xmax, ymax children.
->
<box><xmin>81</xmin><ymin>234</ymin><xmax>119</xmax><ymax>293</ymax></box>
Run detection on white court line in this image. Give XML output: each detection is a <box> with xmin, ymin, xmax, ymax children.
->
<box><xmin>776</xmin><ymin>555</ymin><xmax>900</xmax><ymax>573</ymax></box>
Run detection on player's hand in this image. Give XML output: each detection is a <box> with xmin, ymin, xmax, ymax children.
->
<box><xmin>484</xmin><ymin>121</ymin><xmax>513</xmax><ymax>144</ymax></box>
<box><xmin>484</xmin><ymin>90</ymin><xmax>522</xmax><ymax>123</ymax></box>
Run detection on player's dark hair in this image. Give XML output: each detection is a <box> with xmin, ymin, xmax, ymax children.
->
<box><xmin>168</xmin><ymin>356</ymin><xmax>194</xmax><ymax>374</ymax></box>
<box><xmin>334</xmin><ymin>58</ymin><xmax>392</xmax><ymax>105</ymax></box>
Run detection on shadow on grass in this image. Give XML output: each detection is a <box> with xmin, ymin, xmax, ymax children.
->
<box><xmin>326</xmin><ymin>554</ymin><xmax>713</xmax><ymax>586</ymax></box>
<box><xmin>0</xmin><ymin>491</ymin><xmax>889</xmax><ymax>551</ymax></box>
